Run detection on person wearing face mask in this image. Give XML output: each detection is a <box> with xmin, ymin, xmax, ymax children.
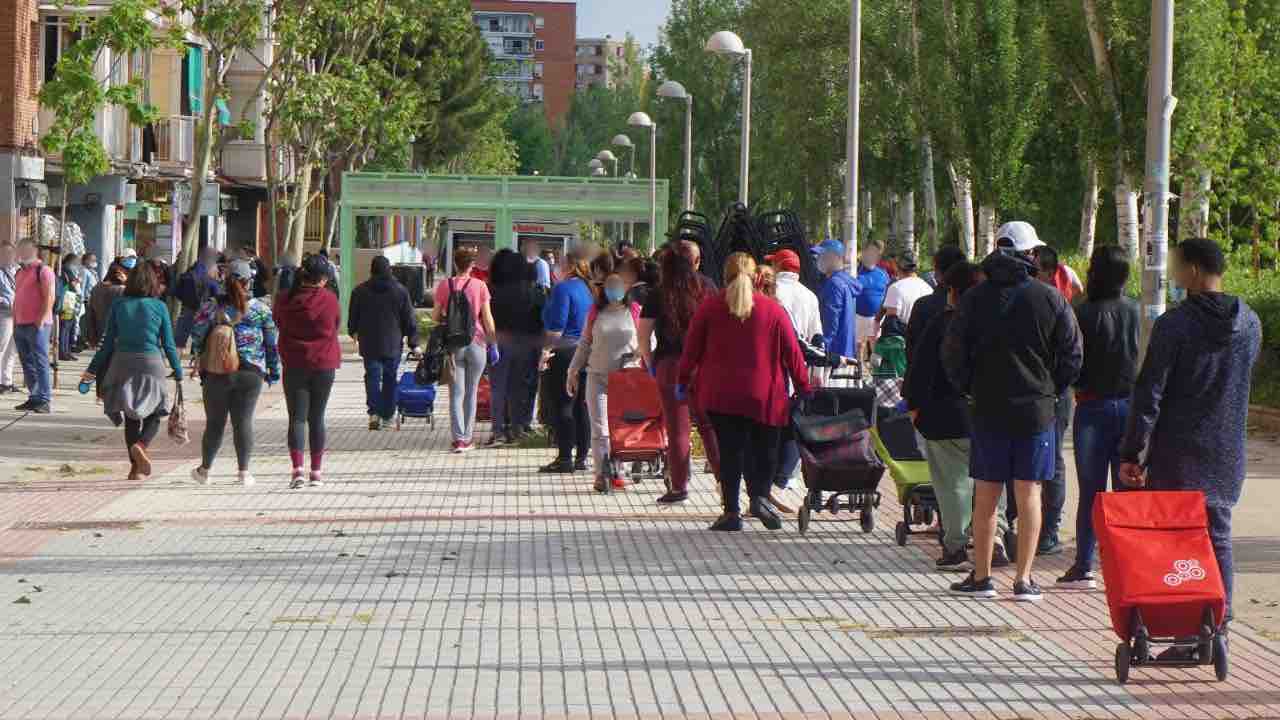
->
<box><xmin>11</xmin><ymin>239</ymin><xmax>57</xmax><ymax>413</ymax></box>
<box><xmin>55</xmin><ymin>253</ymin><xmax>83</xmax><ymax>361</ymax></box>
<box><xmin>84</xmin><ymin>259</ymin><xmax>129</xmax><ymax>348</ymax></box>
<box><xmin>0</xmin><ymin>241</ymin><xmax>20</xmax><ymax>394</ymax></box>
<box><xmin>567</xmin><ymin>267</ymin><xmax>640</xmax><ymax>492</ymax></box>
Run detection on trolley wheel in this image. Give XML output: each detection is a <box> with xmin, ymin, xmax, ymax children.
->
<box><xmin>1115</xmin><ymin>643</ymin><xmax>1131</xmax><ymax>685</ymax></box>
<box><xmin>859</xmin><ymin>508</ymin><xmax>874</xmax><ymax>533</ymax></box>
<box><xmin>1213</xmin><ymin>635</ymin><xmax>1229</xmax><ymax>681</ymax></box>
<box><xmin>798</xmin><ymin>504</ymin><xmax>811</xmax><ymax>534</ymax></box>
<box><xmin>894</xmin><ymin>521</ymin><xmax>908</xmax><ymax>547</ymax></box>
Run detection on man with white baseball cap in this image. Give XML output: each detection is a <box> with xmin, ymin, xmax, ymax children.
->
<box><xmin>941</xmin><ymin>220</ymin><xmax>1082</xmax><ymax>602</ymax></box>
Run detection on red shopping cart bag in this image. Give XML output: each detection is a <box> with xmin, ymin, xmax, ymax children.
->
<box><xmin>1093</xmin><ymin>491</ymin><xmax>1226</xmax><ymax>640</ymax></box>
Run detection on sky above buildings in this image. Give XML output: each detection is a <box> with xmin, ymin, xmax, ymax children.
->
<box><xmin>545</xmin><ymin>0</ymin><xmax>671</xmax><ymax>48</ymax></box>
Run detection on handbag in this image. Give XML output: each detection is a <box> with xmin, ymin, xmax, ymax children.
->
<box><xmin>167</xmin><ymin>381</ymin><xmax>190</xmax><ymax>446</ymax></box>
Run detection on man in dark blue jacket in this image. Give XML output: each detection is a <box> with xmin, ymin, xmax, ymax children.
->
<box><xmin>1120</xmin><ymin>238</ymin><xmax>1262</xmax><ymax>624</ymax></box>
<box><xmin>348</xmin><ymin>256</ymin><xmax>419</xmax><ymax>430</ymax></box>
<box><xmin>942</xmin><ymin>221</ymin><xmax>1082</xmax><ymax>602</ymax></box>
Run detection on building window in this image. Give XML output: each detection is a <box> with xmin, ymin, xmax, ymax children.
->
<box><xmin>535</xmin><ymin>16</ymin><xmax>545</xmax><ymax>29</ymax></box>
<box><xmin>488</xmin><ymin>18</ymin><xmax>499</xmax><ymax>32</ymax></box>
<box><xmin>42</xmin><ymin>15</ymin><xmax>81</xmax><ymax>84</ymax></box>
<box><xmin>534</xmin><ymin>62</ymin><xmax>544</xmax><ymax>78</ymax></box>
<box><xmin>535</xmin><ymin>39</ymin><xmax>545</xmax><ymax>52</ymax></box>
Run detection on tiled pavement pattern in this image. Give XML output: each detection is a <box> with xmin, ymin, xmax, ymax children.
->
<box><xmin>1</xmin><ymin>365</ymin><xmax>1279</xmax><ymax>720</ymax></box>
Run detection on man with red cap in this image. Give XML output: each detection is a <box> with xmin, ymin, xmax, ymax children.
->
<box><xmin>766</xmin><ymin>248</ymin><xmax>823</xmax><ymax>488</ymax></box>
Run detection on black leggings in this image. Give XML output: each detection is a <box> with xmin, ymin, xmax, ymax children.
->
<box><xmin>547</xmin><ymin>347</ymin><xmax>589</xmax><ymax>462</ymax></box>
<box><xmin>201</xmin><ymin>369</ymin><xmax>265</xmax><ymax>471</ymax></box>
<box><xmin>124</xmin><ymin>413</ymin><xmax>161</xmax><ymax>449</ymax></box>
<box><xmin>709</xmin><ymin>413</ymin><xmax>782</xmax><ymax>514</ymax></box>
<box><xmin>283</xmin><ymin>367</ymin><xmax>336</xmax><ymax>453</ymax></box>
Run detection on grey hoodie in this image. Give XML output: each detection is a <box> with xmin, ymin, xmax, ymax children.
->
<box><xmin>1119</xmin><ymin>292</ymin><xmax>1263</xmax><ymax>506</ymax></box>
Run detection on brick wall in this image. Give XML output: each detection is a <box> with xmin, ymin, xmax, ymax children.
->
<box><xmin>0</xmin><ymin>0</ymin><xmax>38</xmax><ymax>151</ymax></box>
<box><xmin>473</xmin><ymin>0</ymin><xmax>576</xmax><ymax>127</ymax></box>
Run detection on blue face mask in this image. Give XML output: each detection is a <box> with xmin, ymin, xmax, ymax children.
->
<box><xmin>121</xmin><ymin>257</ymin><xmax>138</xmax><ymax>270</ymax></box>
<box><xmin>604</xmin><ymin>286</ymin><xmax>627</xmax><ymax>304</ymax></box>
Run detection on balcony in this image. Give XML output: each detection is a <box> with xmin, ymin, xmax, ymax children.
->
<box><xmin>221</xmin><ymin>142</ymin><xmax>295</xmax><ymax>184</ymax></box>
<box><xmin>152</xmin><ymin>116</ymin><xmax>194</xmax><ymax>167</ymax></box>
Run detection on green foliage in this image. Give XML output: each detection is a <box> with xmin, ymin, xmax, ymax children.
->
<box><xmin>505</xmin><ymin>105</ymin><xmax>555</xmax><ymax>175</ymax></box>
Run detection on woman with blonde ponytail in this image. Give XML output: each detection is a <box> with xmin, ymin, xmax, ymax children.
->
<box><xmin>676</xmin><ymin>253</ymin><xmax>810</xmax><ymax>531</ymax></box>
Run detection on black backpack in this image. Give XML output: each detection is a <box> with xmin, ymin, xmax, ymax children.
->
<box><xmin>442</xmin><ymin>278</ymin><xmax>475</xmax><ymax>352</ymax></box>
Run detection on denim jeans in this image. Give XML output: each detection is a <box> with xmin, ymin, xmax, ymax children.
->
<box><xmin>1071</xmin><ymin>397</ymin><xmax>1130</xmax><ymax>571</ymax></box>
<box><xmin>14</xmin><ymin>323</ymin><xmax>51</xmax><ymax>405</ymax></box>
<box><xmin>174</xmin><ymin>307</ymin><xmax>197</xmax><ymax>349</ymax></box>
<box><xmin>59</xmin><ymin>317</ymin><xmax>77</xmax><ymax>357</ymax></box>
<box><xmin>362</xmin><ymin>356</ymin><xmax>400</xmax><ymax>420</ymax></box>
<box><xmin>1038</xmin><ymin>393</ymin><xmax>1073</xmax><ymax>543</ymax></box>
<box><xmin>490</xmin><ymin>338</ymin><xmax>539</xmax><ymax>437</ymax></box>
<box><xmin>1207</xmin><ymin>504</ymin><xmax>1234</xmax><ymax>619</ymax></box>
<box><xmin>774</xmin><ymin>427</ymin><xmax>800</xmax><ymax>487</ymax></box>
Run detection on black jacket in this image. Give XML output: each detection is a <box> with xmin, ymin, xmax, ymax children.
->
<box><xmin>903</xmin><ymin>309</ymin><xmax>971</xmax><ymax>441</ymax></box>
<box><xmin>1074</xmin><ymin>296</ymin><xmax>1140</xmax><ymax>398</ymax></box>
<box><xmin>905</xmin><ymin>285</ymin><xmax>947</xmax><ymax>363</ymax></box>
<box><xmin>347</xmin><ymin>274</ymin><xmax>418</xmax><ymax>359</ymax></box>
<box><xmin>942</xmin><ymin>251</ymin><xmax>1083</xmax><ymax>435</ymax></box>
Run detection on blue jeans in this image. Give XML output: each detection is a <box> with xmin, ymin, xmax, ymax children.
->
<box><xmin>1071</xmin><ymin>397</ymin><xmax>1130</xmax><ymax>571</ymax></box>
<box><xmin>59</xmin><ymin>318</ymin><xmax>77</xmax><ymax>357</ymax></box>
<box><xmin>363</xmin><ymin>356</ymin><xmax>400</xmax><ymax>420</ymax></box>
<box><xmin>489</xmin><ymin>339</ymin><xmax>539</xmax><ymax>437</ymax></box>
<box><xmin>1207</xmin><ymin>504</ymin><xmax>1234</xmax><ymax>619</ymax></box>
<box><xmin>1040</xmin><ymin>393</ymin><xmax>1073</xmax><ymax>543</ymax></box>
<box><xmin>774</xmin><ymin>427</ymin><xmax>800</xmax><ymax>487</ymax></box>
<box><xmin>175</xmin><ymin>308</ymin><xmax>197</xmax><ymax>349</ymax></box>
<box><xmin>14</xmin><ymin>323</ymin><xmax>52</xmax><ymax>405</ymax></box>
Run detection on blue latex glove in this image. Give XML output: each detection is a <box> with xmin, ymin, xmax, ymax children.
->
<box><xmin>647</xmin><ymin>363</ymin><xmax>657</xmax><ymax>379</ymax></box>
<box><xmin>674</xmin><ymin>384</ymin><xmax>688</xmax><ymax>402</ymax></box>
<box><xmin>486</xmin><ymin>344</ymin><xmax>500</xmax><ymax>367</ymax></box>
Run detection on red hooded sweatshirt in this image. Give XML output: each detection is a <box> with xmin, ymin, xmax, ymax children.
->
<box><xmin>273</xmin><ymin>285</ymin><xmax>342</xmax><ymax>371</ymax></box>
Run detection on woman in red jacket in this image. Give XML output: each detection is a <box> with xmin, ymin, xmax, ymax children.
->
<box><xmin>274</xmin><ymin>254</ymin><xmax>342</xmax><ymax>489</ymax></box>
<box><xmin>677</xmin><ymin>252</ymin><xmax>810</xmax><ymax>531</ymax></box>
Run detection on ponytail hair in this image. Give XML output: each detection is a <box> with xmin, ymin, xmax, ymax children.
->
<box><xmin>723</xmin><ymin>252</ymin><xmax>756</xmax><ymax>321</ymax></box>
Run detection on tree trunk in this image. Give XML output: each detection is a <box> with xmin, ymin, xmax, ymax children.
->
<box><xmin>283</xmin><ymin>164</ymin><xmax>313</xmax><ymax>266</ymax></box>
<box><xmin>1179</xmin><ymin>170</ymin><xmax>1211</xmax><ymax>240</ymax></box>
<box><xmin>181</xmin><ymin>76</ymin><xmax>221</xmax><ymax>273</ymax></box>
<box><xmin>53</xmin><ymin>199</ymin><xmax>69</xmax><ymax>388</ymax></box>
<box><xmin>1115</xmin><ymin>174</ymin><xmax>1140</xmax><ymax>262</ymax></box>
<box><xmin>920</xmin><ymin>134</ymin><xmax>938</xmax><ymax>254</ymax></box>
<box><xmin>1079</xmin><ymin>158</ymin><xmax>1099</xmax><ymax>258</ymax></box>
<box><xmin>887</xmin><ymin>192</ymin><xmax>900</xmax><ymax>253</ymax></box>
<box><xmin>948</xmin><ymin>163</ymin><xmax>974</xmax><ymax>257</ymax></box>
<box><xmin>977</xmin><ymin>205</ymin><xmax>996</xmax><ymax>257</ymax></box>
<box><xmin>899</xmin><ymin>191</ymin><xmax>916</xmax><ymax>257</ymax></box>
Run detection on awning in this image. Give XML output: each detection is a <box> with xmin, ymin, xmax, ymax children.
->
<box><xmin>216</xmin><ymin>98</ymin><xmax>231</xmax><ymax>125</ymax></box>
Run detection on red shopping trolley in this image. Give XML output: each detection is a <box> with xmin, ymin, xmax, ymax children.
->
<box><xmin>1093</xmin><ymin>490</ymin><xmax>1229</xmax><ymax>684</ymax></box>
<box><xmin>602</xmin><ymin>367</ymin><xmax>668</xmax><ymax>494</ymax></box>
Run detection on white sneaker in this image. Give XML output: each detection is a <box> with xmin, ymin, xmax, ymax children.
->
<box><xmin>191</xmin><ymin>466</ymin><xmax>211</xmax><ymax>485</ymax></box>
<box><xmin>239</xmin><ymin>471</ymin><xmax>256</xmax><ymax>487</ymax></box>
<box><xmin>289</xmin><ymin>470</ymin><xmax>306</xmax><ymax>490</ymax></box>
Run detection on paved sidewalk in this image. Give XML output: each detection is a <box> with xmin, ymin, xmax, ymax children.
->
<box><xmin>1</xmin><ymin>362</ymin><xmax>1279</xmax><ymax>720</ymax></box>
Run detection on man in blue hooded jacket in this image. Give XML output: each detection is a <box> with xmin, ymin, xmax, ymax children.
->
<box><xmin>817</xmin><ymin>239</ymin><xmax>862</xmax><ymax>360</ymax></box>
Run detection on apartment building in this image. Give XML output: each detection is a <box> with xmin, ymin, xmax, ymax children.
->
<box><xmin>472</xmin><ymin>1</ymin><xmax>576</xmax><ymax>125</ymax></box>
<box><xmin>0</xmin><ymin>0</ymin><xmax>43</xmax><ymax>247</ymax></box>
<box><xmin>575</xmin><ymin>36</ymin><xmax>627</xmax><ymax>90</ymax></box>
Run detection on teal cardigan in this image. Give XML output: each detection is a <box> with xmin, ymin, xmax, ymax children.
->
<box><xmin>88</xmin><ymin>296</ymin><xmax>183</xmax><ymax>380</ymax></box>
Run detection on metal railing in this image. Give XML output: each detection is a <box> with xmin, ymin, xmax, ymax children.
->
<box><xmin>152</xmin><ymin>116</ymin><xmax>194</xmax><ymax>165</ymax></box>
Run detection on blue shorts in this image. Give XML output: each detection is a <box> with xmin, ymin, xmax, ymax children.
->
<box><xmin>969</xmin><ymin>426</ymin><xmax>1056</xmax><ymax>483</ymax></box>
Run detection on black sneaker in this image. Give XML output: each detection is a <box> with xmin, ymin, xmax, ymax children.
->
<box><xmin>14</xmin><ymin>399</ymin><xmax>35</xmax><ymax>411</ymax></box>
<box><xmin>936</xmin><ymin>549</ymin><xmax>971</xmax><ymax>572</ymax></box>
<box><xmin>539</xmin><ymin>459</ymin><xmax>575</xmax><ymax>474</ymax></box>
<box><xmin>573</xmin><ymin>458</ymin><xmax>590</xmax><ymax>472</ymax></box>
<box><xmin>1036</xmin><ymin>538</ymin><xmax>1064</xmax><ymax>557</ymax></box>
<box><xmin>28</xmin><ymin>403</ymin><xmax>51</xmax><ymax>414</ymax></box>
<box><xmin>991</xmin><ymin>544</ymin><xmax>1012</xmax><ymax>568</ymax></box>
<box><xmin>1055</xmin><ymin>566</ymin><xmax>1097</xmax><ymax>590</ymax></box>
<box><xmin>949</xmin><ymin>573</ymin><xmax>998</xmax><ymax>599</ymax></box>
<box><xmin>656</xmin><ymin>491</ymin><xmax>688</xmax><ymax>504</ymax></box>
<box><xmin>1013</xmin><ymin>578</ymin><xmax>1044</xmax><ymax>602</ymax></box>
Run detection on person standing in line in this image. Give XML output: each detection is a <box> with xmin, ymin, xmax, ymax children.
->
<box><xmin>488</xmin><ymin>249</ymin><xmax>544</xmax><ymax>445</ymax></box>
<box><xmin>76</xmin><ymin>252</ymin><xmax>100</xmax><ymax>352</ymax></box>
<box><xmin>817</xmin><ymin>239</ymin><xmax>862</xmax><ymax>363</ymax></box>
<box><xmin>567</xmin><ymin>267</ymin><xmax>639</xmax><ymax>492</ymax></box>
<box><xmin>1119</xmin><ymin>238</ymin><xmax>1261</xmax><ymax>631</ymax></box>
<box><xmin>1054</xmin><ymin>246</ymin><xmax>1140</xmax><ymax>589</ymax></box>
<box><xmin>904</xmin><ymin>245</ymin><xmax>967</xmax><ymax>365</ymax></box>
<box><xmin>433</xmin><ymin>246</ymin><xmax>498</xmax><ymax>453</ymax></box>
<box><xmin>854</xmin><ymin>241</ymin><xmax>890</xmax><ymax>364</ymax></box>
<box><xmin>0</xmin><ymin>242</ymin><xmax>22</xmax><ymax>394</ymax></box>
<box><xmin>84</xmin><ymin>260</ymin><xmax>129</xmax><ymax>348</ymax></box>
<box><xmin>539</xmin><ymin>250</ymin><xmax>596</xmax><ymax>473</ymax></box>
<box><xmin>765</xmin><ymin>249</ymin><xmax>823</xmax><ymax>491</ymax></box>
<box><xmin>348</xmin><ymin>256</ymin><xmax>419</xmax><ymax>430</ymax></box>
<box><xmin>189</xmin><ymin>260</ymin><xmax>279</xmax><ymax>487</ymax></box>
<box><xmin>942</xmin><ymin>221</ymin><xmax>1082</xmax><ymax>602</ymax></box>
<box><xmin>879</xmin><ymin>251</ymin><xmax>933</xmax><ymax>328</ymax></box>
<box><xmin>240</xmin><ymin>245</ymin><xmax>271</xmax><ymax>299</ymax></box>
<box><xmin>677</xmin><ymin>253</ymin><xmax>810</xmax><ymax>531</ymax></box>
<box><xmin>175</xmin><ymin>247</ymin><xmax>221</xmax><ymax>351</ymax></box>
<box><xmin>523</xmin><ymin>237</ymin><xmax>552</xmax><ymax>291</ymax></box>
<box><xmin>638</xmin><ymin>246</ymin><xmax>719</xmax><ymax>503</ymax></box>
<box><xmin>680</xmin><ymin>240</ymin><xmax>719</xmax><ymax>290</ymax></box>
<box><xmin>55</xmin><ymin>253</ymin><xmax>83</xmax><ymax>362</ymax></box>
<box><xmin>904</xmin><ymin>261</ymin><xmax>1012</xmax><ymax>571</ymax></box>
<box><xmin>82</xmin><ymin>260</ymin><xmax>182</xmax><ymax>480</ymax></box>
<box><xmin>275</xmin><ymin>255</ymin><xmax>342</xmax><ymax>489</ymax></box>
<box><xmin>12</xmin><ymin>239</ymin><xmax>56</xmax><ymax>413</ymax></box>
<box><xmin>1037</xmin><ymin>246</ymin><xmax>1085</xmax><ymax>305</ymax></box>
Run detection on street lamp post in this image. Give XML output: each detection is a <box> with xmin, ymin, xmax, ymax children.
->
<box><xmin>706</xmin><ymin>31</ymin><xmax>752</xmax><ymax>206</ymax></box>
<box><xmin>843</xmin><ymin>1</ymin><xmax>862</xmax><ymax>265</ymax></box>
<box><xmin>612</xmin><ymin>134</ymin><xmax>636</xmax><ymax>244</ymax></box>
<box><xmin>628</xmin><ymin>111</ymin><xmax>658</xmax><ymax>251</ymax></box>
<box><xmin>1141</xmin><ymin>0</ymin><xmax>1177</xmax><ymax>353</ymax></box>
<box><xmin>597</xmin><ymin>149</ymin><xmax>619</xmax><ymax>242</ymax></box>
<box><xmin>657</xmin><ymin>80</ymin><xmax>694</xmax><ymax>212</ymax></box>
